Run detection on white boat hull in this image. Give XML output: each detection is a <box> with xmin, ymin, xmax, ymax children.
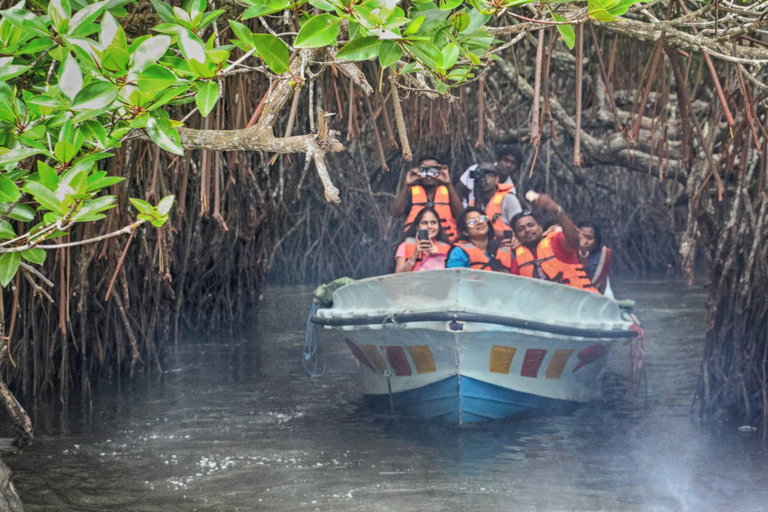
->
<box><xmin>312</xmin><ymin>269</ymin><xmax>636</xmax><ymax>423</ymax></box>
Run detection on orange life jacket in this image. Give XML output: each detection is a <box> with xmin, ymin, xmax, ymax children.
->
<box><xmin>452</xmin><ymin>241</ymin><xmax>512</xmax><ymax>272</ymax></box>
<box><xmin>470</xmin><ymin>183</ymin><xmax>516</xmax><ymax>235</ymax></box>
<box><xmin>402</xmin><ymin>237</ymin><xmax>452</xmax><ymax>264</ymax></box>
<box><xmin>514</xmin><ymin>233</ymin><xmax>598</xmax><ymax>292</ymax></box>
<box><xmin>404</xmin><ymin>185</ymin><xmax>457</xmax><ymax>241</ymax></box>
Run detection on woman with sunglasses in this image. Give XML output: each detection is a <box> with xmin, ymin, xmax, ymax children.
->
<box><xmin>395</xmin><ymin>207</ymin><xmax>452</xmax><ymax>273</ymax></box>
<box><xmin>445</xmin><ymin>207</ymin><xmax>512</xmax><ymax>272</ymax></box>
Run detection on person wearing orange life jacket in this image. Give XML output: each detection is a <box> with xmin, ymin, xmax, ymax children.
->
<box><xmin>457</xmin><ymin>145</ymin><xmax>522</xmax><ymax>207</ymax></box>
<box><xmin>391</xmin><ymin>156</ymin><xmax>463</xmax><ymax>242</ymax></box>
<box><xmin>395</xmin><ymin>207</ymin><xmax>453</xmax><ymax>273</ymax></box>
<box><xmin>470</xmin><ymin>163</ymin><xmax>523</xmax><ymax>238</ymax></box>
<box><xmin>445</xmin><ymin>207</ymin><xmax>513</xmax><ymax>272</ymax></box>
<box><xmin>510</xmin><ymin>192</ymin><xmax>598</xmax><ymax>293</ymax></box>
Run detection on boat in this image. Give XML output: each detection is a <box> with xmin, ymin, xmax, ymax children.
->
<box><xmin>309</xmin><ymin>268</ymin><xmax>639</xmax><ymax>424</ymax></box>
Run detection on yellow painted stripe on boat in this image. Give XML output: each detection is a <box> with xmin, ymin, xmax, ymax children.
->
<box><xmin>545</xmin><ymin>349</ymin><xmax>574</xmax><ymax>379</ymax></box>
<box><xmin>360</xmin><ymin>345</ymin><xmax>387</xmax><ymax>374</ymax></box>
<box><xmin>489</xmin><ymin>346</ymin><xmax>516</xmax><ymax>374</ymax></box>
<box><xmin>407</xmin><ymin>345</ymin><xmax>436</xmax><ymax>374</ymax></box>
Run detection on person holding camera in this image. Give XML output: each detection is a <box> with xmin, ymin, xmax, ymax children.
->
<box><xmin>470</xmin><ymin>163</ymin><xmax>523</xmax><ymax>239</ymax></box>
<box><xmin>456</xmin><ymin>145</ymin><xmax>521</xmax><ymax>207</ymax></box>
<box><xmin>391</xmin><ymin>156</ymin><xmax>463</xmax><ymax>242</ymax></box>
<box><xmin>395</xmin><ymin>207</ymin><xmax>452</xmax><ymax>273</ymax></box>
<box><xmin>445</xmin><ymin>207</ymin><xmax>512</xmax><ymax>272</ymax></box>
<box><xmin>509</xmin><ymin>192</ymin><xmax>598</xmax><ymax>293</ymax></box>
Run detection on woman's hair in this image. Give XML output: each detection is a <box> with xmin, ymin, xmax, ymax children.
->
<box><xmin>577</xmin><ymin>221</ymin><xmax>603</xmax><ymax>255</ymax></box>
<box><xmin>403</xmin><ymin>207</ymin><xmax>450</xmax><ymax>244</ymax></box>
<box><xmin>456</xmin><ymin>206</ymin><xmax>495</xmax><ymax>242</ymax></box>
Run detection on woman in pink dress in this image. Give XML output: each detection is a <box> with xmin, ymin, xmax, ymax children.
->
<box><xmin>395</xmin><ymin>207</ymin><xmax>452</xmax><ymax>273</ymax></box>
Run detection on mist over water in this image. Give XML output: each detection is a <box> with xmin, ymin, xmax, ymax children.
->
<box><xmin>6</xmin><ymin>278</ymin><xmax>768</xmax><ymax>511</ymax></box>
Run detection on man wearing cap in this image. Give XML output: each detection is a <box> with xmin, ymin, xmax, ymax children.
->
<box><xmin>510</xmin><ymin>193</ymin><xmax>598</xmax><ymax>293</ymax></box>
<box><xmin>470</xmin><ymin>162</ymin><xmax>523</xmax><ymax>237</ymax></box>
<box><xmin>391</xmin><ymin>156</ymin><xmax>463</xmax><ymax>241</ymax></box>
<box><xmin>457</xmin><ymin>145</ymin><xmax>521</xmax><ymax>207</ymax></box>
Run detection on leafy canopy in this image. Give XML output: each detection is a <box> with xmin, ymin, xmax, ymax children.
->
<box><xmin>0</xmin><ymin>0</ymin><xmax>644</xmax><ymax>286</ymax></box>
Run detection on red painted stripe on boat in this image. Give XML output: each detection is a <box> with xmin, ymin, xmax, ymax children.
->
<box><xmin>386</xmin><ymin>346</ymin><xmax>413</xmax><ymax>376</ymax></box>
<box><xmin>345</xmin><ymin>339</ymin><xmax>376</xmax><ymax>373</ymax></box>
<box><xmin>521</xmin><ymin>349</ymin><xmax>547</xmax><ymax>378</ymax></box>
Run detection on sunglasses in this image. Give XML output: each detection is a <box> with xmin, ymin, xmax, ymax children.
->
<box><xmin>466</xmin><ymin>215</ymin><xmax>489</xmax><ymax>227</ymax></box>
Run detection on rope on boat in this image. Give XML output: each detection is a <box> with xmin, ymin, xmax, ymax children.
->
<box><xmin>303</xmin><ymin>303</ymin><xmax>326</xmax><ymax>378</ymax></box>
<box><xmin>625</xmin><ymin>312</ymin><xmax>647</xmax><ymax>408</ymax></box>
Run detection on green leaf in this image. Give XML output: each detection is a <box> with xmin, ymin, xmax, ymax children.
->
<box><xmin>145</xmin><ymin>116</ymin><xmax>184</xmax><ymax>155</ymax></box>
<box><xmin>149</xmin><ymin>0</ymin><xmax>176</xmax><ymax>23</ymax></box>
<box><xmin>100</xmin><ymin>11</ymin><xmax>126</xmax><ymax>49</ymax></box>
<box><xmin>21</xmin><ymin>249</ymin><xmax>46</xmax><ymax>265</ymax></box>
<box><xmin>403</xmin><ymin>15</ymin><xmax>425</xmax><ymax>36</ymax></box>
<box><xmin>294</xmin><ymin>15</ymin><xmax>340</xmax><ymax>48</ymax></box>
<box><xmin>0</xmin><ymin>203</ymin><xmax>35</xmax><ymax>222</ymax></box>
<box><xmin>378</xmin><ymin>40</ymin><xmax>403</xmax><ymax>68</ymax></box>
<box><xmin>0</xmin><ymin>253</ymin><xmax>21</xmax><ymax>287</ymax></box>
<box><xmin>59</xmin><ymin>53</ymin><xmax>83</xmax><ymax>101</ymax></box>
<box><xmin>0</xmin><ymin>176</ymin><xmax>20</xmax><ymax>202</ymax></box>
<box><xmin>86</xmin><ymin>174</ymin><xmax>124</xmax><ymax>193</ymax></box>
<box><xmin>0</xmin><ymin>221</ymin><xmax>15</xmax><ymax>240</ymax></box>
<box><xmin>198</xmin><ymin>9</ymin><xmax>226</xmax><ymax>30</ymax></box>
<box><xmin>80</xmin><ymin>120</ymin><xmax>107</xmax><ymax>148</ymax></box>
<box><xmin>411</xmin><ymin>41</ymin><xmax>444</xmax><ymax>69</ymax></box>
<box><xmin>129</xmin><ymin>197</ymin><xmax>154</xmax><ymax>215</ymax></box>
<box><xmin>71</xmin><ymin>81</ymin><xmax>117</xmax><ymax>111</ymax></box>
<box><xmin>131</xmin><ymin>35</ymin><xmax>171</xmax><ymax>73</ymax></box>
<box><xmin>24</xmin><ymin>181</ymin><xmax>64</xmax><ymax>213</ymax></box>
<box><xmin>588</xmin><ymin>0</ymin><xmax>618</xmax><ymax>22</ymax></box>
<box><xmin>309</xmin><ymin>0</ymin><xmax>335</xmax><ymax>10</ymax></box>
<box><xmin>38</xmin><ymin>161</ymin><xmax>59</xmax><ymax>191</ymax></box>
<box><xmin>156</xmin><ymin>195</ymin><xmax>175</xmax><ymax>216</ymax></box>
<box><xmin>441</xmin><ymin>42</ymin><xmax>460</xmax><ymax>69</ymax></box>
<box><xmin>228</xmin><ymin>20</ymin><xmax>253</xmax><ymax>47</ymax></box>
<box><xmin>438</xmin><ymin>0</ymin><xmax>463</xmax><ymax>10</ymax></box>
<box><xmin>0</xmin><ymin>148</ymin><xmax>47</xmax><ymax>167</ymax></box>
<box><xmin>0</xmin><ymin>63</ymin><xmax>30</xmax><ymax>81</ymax></box>
<box><xmin>451</xmin><ymin>12</ymin><xmax>472</xmax><ymax>33</ymax></box>
<box><xmin>177</xmin><ymin>27</ymin><xmax>206</xmax><ymax>64</ymax></box>
<box><xmin>69</xmin><ymin>0</ymin><xmax>110</xmax><ymax>31</ymax></box>
<box><xmin>550</xmin><ymin>12</ymin><xmax>575</xmax><ymax>49</ymax></box>
<box><xmin>195</xmin><ymin>80</ymin><xmax>219</xmax><ymax>117</ymax></box>
<box><xmin>336</xmin><ymin>36</ymin><xmax>380</xmax><ymax>61</ymax></box>
<box><xmin>607</xmin><ymin>0</ymin><xmax>649</xmax><ymax>17</ymax></box>
<box><xmin>75</xmin><ymin>195</ymin><xmax>115</xmax><ymax>220</ymax></box>
<box><xmin>102</xmin><ymin>45</ymin><xmax>130</xmax><ymax>72</ymax></box>
<box><xmin>137</xmin><ymin>64</ymin><xmax>178</xmax><ymax>93</ymax></box>
<box><xmin>242</xmin><ymin>0</ymin><xmax>291</xmax><ymax>19</ymax></box>
<box><xmin>252</xmin><ymin>34</ymin><xmax>290</xmax><ymax>74</ymax></box>
<box><xmin>54</xmin><ymin>140</ymin><xmax>77</xmax><ymax>163</ymax></box>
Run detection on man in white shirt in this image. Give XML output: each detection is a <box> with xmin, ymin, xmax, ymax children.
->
<box><xmin>456</xmin><ymin>146</ymin><xmax>522</xmax><ymax>207</ymax></box>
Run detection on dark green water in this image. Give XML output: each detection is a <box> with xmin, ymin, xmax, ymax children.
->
<box><xmin>6</xmin><ymin>278</ymin><xmax>768</xmax><ymax>511</ymax></box>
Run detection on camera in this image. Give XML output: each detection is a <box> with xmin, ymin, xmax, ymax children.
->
<box><xmin>417</xmin><ymin>229</ymin><xmax>430</xmax><ymax>241</ymax></box>
<box><xmin>469</xmin><ymin>164</ymin><xmax>497</xmax><ymax>180</ymax></box>
<box><xmin>419</xmin><ymin>166</ymin><xmax>440</xmax><ymax>178</ymax></box>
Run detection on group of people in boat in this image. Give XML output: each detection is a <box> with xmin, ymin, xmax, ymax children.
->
<box><xmin>391</xmin><ymin>146</ymin><xmax>612</xmax><ymax>294</ymax></box>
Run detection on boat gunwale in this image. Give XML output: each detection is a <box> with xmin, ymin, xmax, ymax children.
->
<box><xmin>309</xmin><ymin>311</ymin><xmax>637</xmax><ymax>339</ymax></box>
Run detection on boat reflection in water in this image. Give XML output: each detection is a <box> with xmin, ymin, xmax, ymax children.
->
<box><xmin>311</xmin><ymin>269</ymin><xmax>639</xmax><ymax>424</ymax></box>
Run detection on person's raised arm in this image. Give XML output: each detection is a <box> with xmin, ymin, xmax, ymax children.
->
<box><xmin>455</xmin><ymin>167</ymin><xmax>473</xmax><ymax>205</ymax></box>
<box><xmin>437</xmin><ymin>165</ymin><xmax>464</xmax><ymax>218</ymax></box>
<box><xmin>532</xmin><ymin>193</ymin><xmax>580</xmax><ymax>252</ymax></box>
<box><xmin>391</xmin><ymin>168</ymin><xmax>419</xmax><ymax>217</ymax></box>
